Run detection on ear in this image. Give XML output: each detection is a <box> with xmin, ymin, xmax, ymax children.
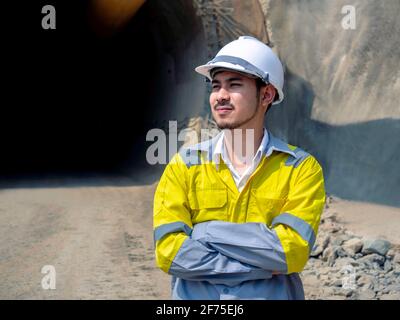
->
<box><xmin>261</xmin><ymin>85</ymin><xmax>276</xmax><ymax>106</ymax></box>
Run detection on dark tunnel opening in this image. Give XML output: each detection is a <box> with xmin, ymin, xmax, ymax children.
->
<box><xmin>1</xmin><ymin>0</ymin><xmax>206</xmax><ymax>182</ymax></box>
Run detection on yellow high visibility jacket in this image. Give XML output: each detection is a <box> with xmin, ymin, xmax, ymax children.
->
<box><xmin>153</xmin><ymin>130</ymin><xmax>326</xmax><ymax>300</ymax></box>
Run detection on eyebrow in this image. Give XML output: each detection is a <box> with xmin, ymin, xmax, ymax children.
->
<box><xmin>211</xmin><ymin>77</ymin><xmax>244</xmax><ymax>84</ymax></box>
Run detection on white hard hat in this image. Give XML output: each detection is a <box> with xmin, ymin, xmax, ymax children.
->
<box><xmin>195</xmin><ymin>36</ymin><xmax>285</xmax><ymax>105</ymax></box>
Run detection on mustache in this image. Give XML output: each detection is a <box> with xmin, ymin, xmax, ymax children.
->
<box><xmin>213</xmin><ymin>102</ymin><xmax>235</xmax><ymax>109</ymax></box>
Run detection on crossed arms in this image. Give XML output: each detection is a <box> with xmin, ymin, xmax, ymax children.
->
<box><xmin>153</xmin><ymin>153</ymin><xmax>325</xmax><ymax>286</ymax></box>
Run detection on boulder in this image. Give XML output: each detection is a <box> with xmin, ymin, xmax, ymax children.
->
<box><xmin>342</xmin><ymin>238</ymin><xmax>363</xmax><ymax>256</ymax></box>
<box><xmin>356</xmin><ymin>288</ymin><xmax>376</xmax><ymax>300</ymax></box>
<box><xmin>357</xmin><ymin>253</ymin><xmax>385</xmax><ymax>267</ymax></box>
<box><xmin>362</xmin><ymin>239</ymin><xmax>391</xmax><ymax>256</ymax></box>
<box><xmin>393</xmin><ymin>253</ymin><xmax>400</xmax><ymax>264</ymax></box>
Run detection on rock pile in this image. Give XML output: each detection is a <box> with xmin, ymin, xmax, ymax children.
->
<box><xmin>301</xmin><ymin>196</ymin><xmax>400</xmax><ymax>300</ymax></box>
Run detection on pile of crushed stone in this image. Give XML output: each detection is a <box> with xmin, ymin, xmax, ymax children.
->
<box><xmin>301</xmin><ymin>196</ymin><xmax>400</xmax><ymax>300</ymax></box>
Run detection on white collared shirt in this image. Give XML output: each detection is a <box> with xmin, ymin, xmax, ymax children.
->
<box><xmin>213</xmin><ymin>128</ymin><xmax>269</xmax><ymax>192</ymax></box>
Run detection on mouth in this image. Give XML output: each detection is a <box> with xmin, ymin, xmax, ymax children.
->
<box><xmin>215</xmin><ymin>105</ymin><xmax>234</xmax><ymax>115</ymax></box>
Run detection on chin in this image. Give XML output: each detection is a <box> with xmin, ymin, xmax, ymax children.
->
<box><xmin>213</xmin><ymin>114</ymin><xmax>239</xmax><ymax>130</ymax></box>
<box><xmin>216</xmin><ymin>121</ymin><xmax>238</xmax><ymax>130</ymax></box>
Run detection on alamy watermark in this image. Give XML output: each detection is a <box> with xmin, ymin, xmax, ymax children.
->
<box><xmin>145</xmin><ymin>121</ymin><xmax>256</xmax><ymax>165</ymax></box>
<box><xmin>42</xmin><ymin>5</ymin><xmax>56</xmax><ymax>30</ymax></box>
<box><xmin>41</xmin><ymin>265</ymin><xmax>56</xmax><ymax>290</ymax></box>
<box><xmin>340</xmin><ymin>264</ymin><xmax>357</xmax><ymax>290</ymax></box>
<box><xmin>341</xmin><ymin>5</ymin><xmax>356</xmax><ymax>30</ymax></box>
<box><xmin>40</xmin><ymin>4</ymin><xmax>355</xmax><ymax>31</ymax></box>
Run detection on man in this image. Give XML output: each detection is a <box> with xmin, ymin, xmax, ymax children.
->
<box><xmin>153</xmin><ymin>36</ymin><xmax>326</xmax><ymax>299</ymax></box>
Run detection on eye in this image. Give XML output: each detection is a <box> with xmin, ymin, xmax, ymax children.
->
<box><xmin>231</xmin><ymin>83</ymin><xmax>241</xmax><ymax>87</ymax></box>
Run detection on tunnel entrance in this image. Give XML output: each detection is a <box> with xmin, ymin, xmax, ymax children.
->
<box><xmin>1</xmin><ymin>0</ymin><xmax>207</xmax><ymax>181</ymax></box>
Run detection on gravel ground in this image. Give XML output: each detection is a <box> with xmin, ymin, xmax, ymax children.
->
<box><xmin>1</xmin><ymin>178</ymin><xmax>398</xmax><ymax>300</ymax></box>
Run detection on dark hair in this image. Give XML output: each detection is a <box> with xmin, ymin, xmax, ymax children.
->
<box><xmin>255</xmin><ymin>78</ymin><xmax>266</xmax><ymax>91</ymax></box>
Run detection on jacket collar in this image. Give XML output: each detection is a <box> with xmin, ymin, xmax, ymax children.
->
<box><xmin>188</xmin><ymin>129</ymin><xmax>297</xmax><ymax>160</ymax></box>
<box><xmin>264</xmin><ymin>130</ymin><xmax>297</xmax><ymax>158</ymax></box>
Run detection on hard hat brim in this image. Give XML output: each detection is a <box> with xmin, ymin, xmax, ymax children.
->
<box><xmin>195</xmin><ymin>62</ymin><xmax>259</xmax><ymax>81</ymax></box>
<box><xmin>195</xmin><ymin>62</ymin><xmax>284</xmax><ymax>105</ymax></box>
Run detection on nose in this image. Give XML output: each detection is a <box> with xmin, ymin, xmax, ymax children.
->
<box><xmin>216</xmin><ymin>86</ymin><xmax>230</xmax><ymax>104</ymax></box>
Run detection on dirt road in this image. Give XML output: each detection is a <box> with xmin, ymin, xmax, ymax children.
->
<box><xmin>0</xmin><ymin>176</ymin><xmax>170</xmax><ymax>299</ymax></box>
<box><xmin>1</xmin><ymin>175</ymin><xmax>399</xmax><ymax>300</ymax></box>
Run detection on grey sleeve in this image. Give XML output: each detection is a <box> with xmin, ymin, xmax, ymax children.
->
<box><xmin>169</xmin><ymin>236</ymin><xmax>273</xmax><ymax>286</ymax></box>
<box><xmin>191</xmin><ymin>221</ymin><xmax>288</xmax><ymax>273</ymax></box>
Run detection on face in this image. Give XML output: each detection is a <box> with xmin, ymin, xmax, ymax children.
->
<box><xmin>209</xmin><ymin>70</ymin><xmax>269</xmax><ymax>130</ymax></box>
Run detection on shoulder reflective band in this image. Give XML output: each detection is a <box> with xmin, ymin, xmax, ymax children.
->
<box><xmin>208</xmin><ymin>55</ymin><xmax>270</xmax><ymax>83</ymax></box>
<box><xmin>285</xmin><ymin>148</ymin><xmax>310</xmax><ymax>168</ymax></box>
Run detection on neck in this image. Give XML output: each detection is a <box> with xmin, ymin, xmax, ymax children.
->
<box><xmin>224</xmin><ymin>126</ymin><xmax>264</xmax><ymax>166</ymax></box>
